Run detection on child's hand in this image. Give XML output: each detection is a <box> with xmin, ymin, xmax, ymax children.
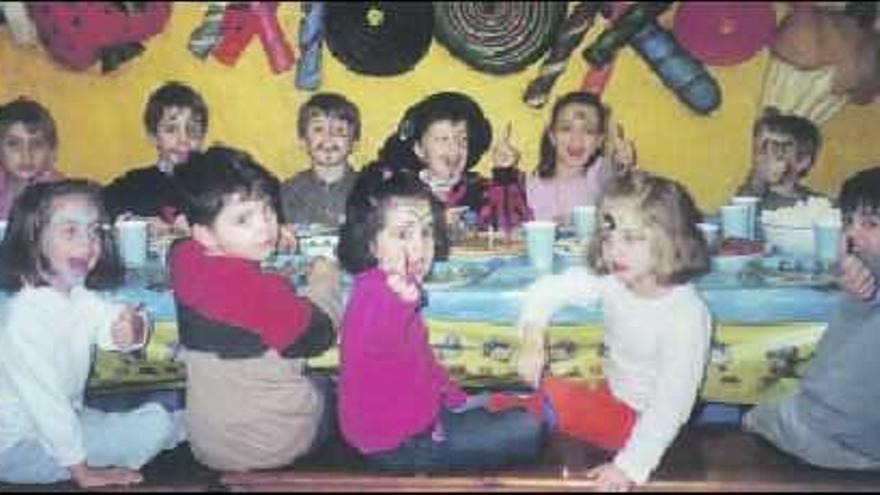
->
<box><xmin>387</xmin><ymin>272</ymin><xmax>421</xmax><ymax>303</ymax></box>
<box><xmin>69</xmin><ymin>463</ymin><xmax>143</xmax><ymax>488</ymax></box>
<box><xmin>492</xmin><ymin>122</ymin><xmax>521</xmax><ymax>169</ymax></box>
<box><xmin>838</xmin><ymin>247</ymin><xmax>877</xmax><ymax>301</ymax></box>
<box><xmin>278</xmin><ymin>224</ymin><xmax>298</xmax><ymax>254</ymax></box>
<box><xmin>111</xmin><ymin>305</ymin><xmax>147</xmax><ymax>349</ymax></box>
<box><xmin>584</xmin><ymin>462</ymin><xmax>635</xmax><ymax>492</ymax></box>
<box><xmin>516</xmin><ymin>324</ymin><xmax>547</xmax><ymax>389</ymax></box>
<box><xmin>381</xmin><ymin>252</ymin><xmax>422</xmax><ymax>303</ymax></box>
<box><xmin>608</xmin><ymin>122</ymin><xmax>636</xmax><ymax>176</ymax></box>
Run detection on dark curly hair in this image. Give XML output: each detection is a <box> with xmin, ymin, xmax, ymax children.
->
<box><xmin>338</xmin><ymin>169</ymin><xmax>448</xmax><ymax>275</ymax></box>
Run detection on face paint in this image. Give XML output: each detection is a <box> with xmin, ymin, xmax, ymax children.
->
<box><xmin>374</xmin><ymin>197</ymin><xmax>435</xmax><ymax>282</ymax></box>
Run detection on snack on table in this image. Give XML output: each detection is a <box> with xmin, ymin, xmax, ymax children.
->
<box><xmin>449</xmin><ymin>231</ymin><xmax>525</xmax><ymax>259</ymax></box>
<box><xmin>761</xmin><ymin>197</ymin><xmax>838</xmax><ymax>228</ymax></box>
<box><xmin>717</xmin><ymin>238</ymin><xmax>764</xmax><ymax>256</ymax></box>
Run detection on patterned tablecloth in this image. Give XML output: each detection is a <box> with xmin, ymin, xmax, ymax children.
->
<box><xmin>80</xmin><ymin>252</ymin><xmax>840</xmax><ymax>405</ymax></box>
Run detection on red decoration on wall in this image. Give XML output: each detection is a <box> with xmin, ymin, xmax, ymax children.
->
<box><xmin>673</xmin><ymin>2</ymin><xmax>777</xmax><ymax>67</ymax></box>
<box><xmin>27</xmin><ymin>2</ymin><xmax>171</xmax><ymax>72</ymax></box>
<box><xmin>212</xmin><ymin>2</ymin><xmax>295</xmax><ymax>74</ymax></box>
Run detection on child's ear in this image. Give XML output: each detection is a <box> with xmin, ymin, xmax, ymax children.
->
<box><xmin>191</xmin><ymin>224</ymin><xmax>220</xmax><ymax>254</ymax></box>
<box><xmin>413</xmin><ymin>140</ymin><xmax>427</xmax><ymax>162</ymax></box>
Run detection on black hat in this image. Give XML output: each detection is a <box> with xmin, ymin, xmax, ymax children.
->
<box><xmin>395</xmin><ymin>92</ymin><xmax>493</xmax><ymax>171</ymax></box>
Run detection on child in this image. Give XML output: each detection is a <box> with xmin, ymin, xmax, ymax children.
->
<box><xmin>734</xmin><ymin>107</ymin><xmax>825</xmax><ymax>210</ymax></box>
<box><xmin>103</xmin><ymin>81</ymin><xmax>208</xmax><ymax>223</ymax></box>
<box><xmin>336</xmin><ymin>170</ymin><xmax>542</xmax><ymax>471</ymax></box>
<box><xmin>524</xmin><ymin>91</ymin><xmax>635</xmax><ymax>224</ymax></box>
<box><xmin>743</xmin><ymin>166</ymin><xmax>880</xmax><ymax>470</ymax></box>
<box><xmin>169</xmin><ymin>145</ymin><xmax>340</xmax><ymax>471</ymax></box>
<box><xmin>511</xmin><ymin>171</ymin><xmax>712</xmax><ymax>491</ymax></box>
<box><xmin>280</xmin><ymin>92</ymin><xmax>360</xmax><ymax>228</ymax></box>
<box><xmin>348</xmin><ymin>91</ymin><xmax>531</xmax><ymax>234</ymax></box>
<box><xmin>0</xmin><ymin>179</ymin><xmax>180</xmax><ymax>488</ymax></box>
<box><xmin>0</xmin><ymin>97</ymin><xmax>64</xmax><ymax>219</ymax></box>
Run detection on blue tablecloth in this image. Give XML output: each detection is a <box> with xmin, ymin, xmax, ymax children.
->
<box><xmin>104</xmin><ymin>254</ymin><xmax>842</xmax><ymax>327</ymax></box>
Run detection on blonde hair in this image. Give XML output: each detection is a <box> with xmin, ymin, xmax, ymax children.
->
<box><xmin>586</xmin><ymin>171</ymin><xmax>709</xmax><ymax>285</ymax></box>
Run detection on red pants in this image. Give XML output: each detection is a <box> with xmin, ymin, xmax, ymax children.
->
<box><xmin>542</xmin><ymin>377</ymin><xmax>636</xmax><ymax>451</ymax></box>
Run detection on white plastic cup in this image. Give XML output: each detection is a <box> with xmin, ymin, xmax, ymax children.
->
<box><xmin>0</xmin><ymin>220</ymin><xmax>7</xmax><ymax>241</ymax></box>
<box><xmin>571</xmin><ymin>205</ymin><xmax>597</xmax><ymax>241</ymax></box>
<box><xmin>524</xmin><ymin>220</ymin><xmax>556</xmax><ymax>272</ymax></box>
<box><xmin>814</xmin><ymin>217</ymin><xmax>842</xmax><ymax>263</ymax></box>
<box><xmin>696</xmin><ymin>222</ymin><xmax>720</xmax><ymax>251</ymax></box>
<box><xmin>720</xmin><ymin>204</ymin><xmax>750</xmax><ymax>240</ymax></box>
<box><xmin>116</xmin><ymin>219</ymin><xmax>148</xmax><ymax>268</ymax></box>
<box><xmin>731</xmin><ymin>196</ymin><xmax>760</xmax><ymax>240</ymax></box>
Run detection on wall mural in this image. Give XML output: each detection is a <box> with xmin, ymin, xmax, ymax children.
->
<box><xmin>4</xmin><ymin>1</ymin><xmax>877</xmax><ymax>122</ymax></box>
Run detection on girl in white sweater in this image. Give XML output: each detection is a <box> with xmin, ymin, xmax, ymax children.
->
<box><xmin>0</xmin><ymin>180</ymin><xmax>179</xmax><ymax>488</ymax></box>
<box><xmin>508</xmin><ymin>171</ymin><xmax>713</xmax><ymax>491</ymax></box>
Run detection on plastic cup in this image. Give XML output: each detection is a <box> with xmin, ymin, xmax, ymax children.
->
<box><xmin>571</xmin><ymin>205</ymin><xmax>597</xmax><ymax>241</ymax></box>
<box><xmin>720</xmin><ymin>204</ymin><xmax>750</xmax><ymax>240</ymax></box>
<box><xmin>731</xmin><ymin>196</ymin><xmax>760</xmax><ymax>240</ymax></box>
<box><xmin>696</xmin><ymin>222</ymin><xmax>720</xmax><ymax>252</ymax></box>
<box><xmin>814</xmin><ymin>217</ymin><xmax>842</xmax><ymax>263</ymax></box>
<box><xmin>0</xmin><ymin>220</ymin><xmax>7</xmax><ymax>241</ymax></box>
<box><xmin>524</xmin><ymin>220</ymin><xmax>556</xmax><ymax>272</ymax></box>
<box><xmin>116</xmin><ymin>219</ymin><xmax>148</xmax><ymax>268</ymax></box>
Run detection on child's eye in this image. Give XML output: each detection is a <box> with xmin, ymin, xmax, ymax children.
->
<box><xmin>185</xmin><ymin>123</ymin><xmax>204</xmax><ymax>139</ymax></box>
<box><xmin>2</xmin><ymin>137</ymin><xmax>22</xmax><ymax>150</ymax></box>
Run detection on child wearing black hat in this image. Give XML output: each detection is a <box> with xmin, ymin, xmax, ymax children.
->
<box><xmin>348</xmin><ymin>92</ymin><xmax>532</xmax><ymax>235</ymax></box>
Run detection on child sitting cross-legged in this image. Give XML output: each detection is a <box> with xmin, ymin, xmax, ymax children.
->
<box><xmin>499</xmin><ymin>171</ymin><xmax>713</xmax><ymax>491</ymax></box>
<box><xmin>169</xmin><ymin>146</ymin><xmax>341</xmax><ymax>471</ymax></box>
<box><xmin>336</xmin><ymin>169</ymin><xmax>543</xmax><ymax>471</ymax></box>
<box><xmin>0</xmin><ymin>180</ymin><xmax>181</xmax><ymax>488</ymax></box>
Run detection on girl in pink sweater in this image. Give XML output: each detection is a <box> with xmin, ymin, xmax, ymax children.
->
<box><xmin>337</xmin><ymin>171</ymin><xmax>542</xmax><ymax>471</ymax></box>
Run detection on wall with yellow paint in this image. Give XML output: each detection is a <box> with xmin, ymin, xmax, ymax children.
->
<box><xmin>1</xmin><ymin>3</ymin><xmax>878</xmax><ymax>214</ymax></box>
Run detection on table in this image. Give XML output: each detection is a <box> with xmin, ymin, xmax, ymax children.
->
<box><xmin>81</xmin><ymin>252</ymin><xmax>841</xmax><ymax>405</ymax></box>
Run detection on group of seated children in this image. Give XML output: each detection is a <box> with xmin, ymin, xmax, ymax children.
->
<box><xmin>0</xmin><ymin>82</ymin><xmax>877</xmax><ymax>491</ymax></box>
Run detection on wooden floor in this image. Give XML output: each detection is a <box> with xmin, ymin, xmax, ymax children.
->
<box><xmin>4</xmin><ymin>425</ymin><xmax>880</xmax><ymax>492</ymax></box>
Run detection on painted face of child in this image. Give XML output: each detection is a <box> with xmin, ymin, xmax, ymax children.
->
<box><xmin>845</xmin><ymin>209</ymin><xmax>880</xmax><ymax>260</ymax></box>
<box><xmin>199</xmin><ymin>193</ymin><xmax>279</xmax><ymax>262</ymax></box>
<box><xmin>753</xmin><ymin>128</ymin><xmax>797</xmax><ymax>185</ymax></box>
<box><xmin>598</xmin><ymin>200</ymin><xmax>658</xmax><ymax>292</ymax></box>
<box><xmin>301</xmin><ymin>114</ymin><xmax>356</xmax><ymax>170</ymax></box>
<box><xmin>151</xmin><ymin>106</ymin><xmax>205</xmax><ymax>167</ymax></box>
<box><xmin>549</xmin><ymin>103</ymin><xmax>604</xmax><ymax>173</ymax></box>
<box><xmin>0</xmin><ymin>123</ymin><xmax>55</xmax><ymax>182</ymax></box>
<box><xmin>41</xmin><ymin>194</ymin><xmax>102</xmax><ymax>292</ymax></box>
<box><xmin>414</xmin><ymin>120</ymin><xmax>469</xmax><ymax>185</ymax></box>
<box><xmin>372</xmin><ymin>197</ymin><xmax>435</xmax><ymax>282</ymax></box>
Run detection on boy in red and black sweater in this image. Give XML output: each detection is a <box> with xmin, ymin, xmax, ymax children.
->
<box><xmin>169</xmin><ymin>145</ymin><xmax>338</xmax><ymax>472</ymax></box>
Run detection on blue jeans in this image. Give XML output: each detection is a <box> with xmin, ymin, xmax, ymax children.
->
<box><xmin>0</xmin><ymin>402</ymin><xmax>181</xmax><ymax>484</ymax></box>
<box><xmin>364</xmin><ymin>407</ymin><xmax>543</xmax><ymax>472</ymax></box>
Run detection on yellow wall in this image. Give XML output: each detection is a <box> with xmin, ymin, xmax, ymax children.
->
<box><xmin>1</xmin><ymin>2</ymin><xmax>878</xmax><ymax>214</ymax></box>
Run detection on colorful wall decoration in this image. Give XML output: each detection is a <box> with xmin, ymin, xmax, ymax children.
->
<box><xmin>0</xmin><ymin>2</ymin><xmax>878</xmax><ymax>214</ymax></box>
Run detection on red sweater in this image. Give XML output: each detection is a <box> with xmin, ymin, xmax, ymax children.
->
<box><xmin>169</xmin><ymin>239</ymin><xmax>314</xmax><ymax>352</ymax></box>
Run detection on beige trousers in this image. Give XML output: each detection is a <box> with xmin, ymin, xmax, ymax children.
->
<box><xmin>183</xmin><ymin>350</ymin><xmax>323</xmax><ymax>471</ymax></box>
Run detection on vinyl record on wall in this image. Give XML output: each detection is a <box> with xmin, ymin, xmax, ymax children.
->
<box><xmin>673</xmin><ymin>2</ymin><xmax>777</xmax><ymax>66</ymax></box>
<box><xmin>433</xmin><ymin>2</ymin><xmax>567</xmax><ymax>75</ymax></box>
<box><xmin>324</xmin><ymin>2</ymin><xmax>433</xmax><ymax>76</ymax></box>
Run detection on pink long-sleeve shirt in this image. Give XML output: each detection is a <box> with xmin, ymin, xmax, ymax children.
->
<box><xmin>338</xmin><ymin>268</ymin><xmax>467</xmax><ymax>454</ymax></box>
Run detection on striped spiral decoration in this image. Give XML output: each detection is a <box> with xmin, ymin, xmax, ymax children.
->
<box><xmin>433</xmin><ymin>2</ymin><xmax>567</xmax><ymax>75</ymax></box>
<box><xmin>523</xmin><ymin>2</ymin><xmax>603</xmax><ymax>108</ymax></box>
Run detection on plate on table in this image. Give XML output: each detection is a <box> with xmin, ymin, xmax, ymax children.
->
<box><xmin>424</xmin><ymin>261</ymin><xmax>494</xmax><ymax>290</ymax></box>
<box><xmin>449</xmin><ymin>232</ymin><xmax>524</xmax><ymax>261</ymax></box>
